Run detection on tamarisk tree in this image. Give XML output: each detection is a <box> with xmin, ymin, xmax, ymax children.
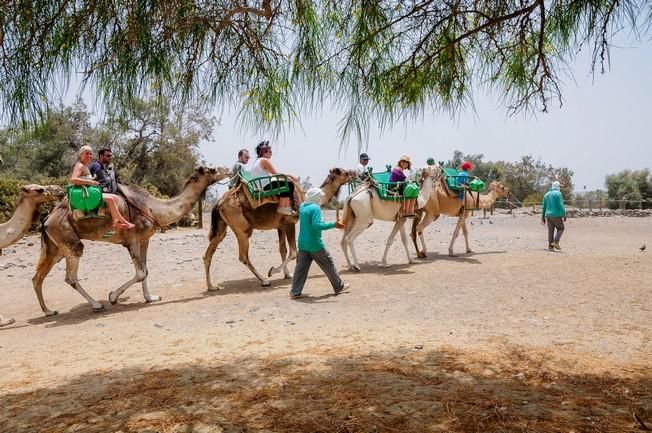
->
<box><xmin>0</xmin><ymin>0</ymin><xmax>649</xmax><ymax>141</ymax></box>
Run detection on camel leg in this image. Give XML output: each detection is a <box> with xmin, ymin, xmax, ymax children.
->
<box><xmin>461</xmin><ymin>219</ymin><xmax>473</xmax><ymax>253</ymax></box>
<box><xmin>269</xmin><ymin>227</ymin><xmax>296</xmax><ymax>279</ymax></box>
<box><xmin>418</xmin><ymin>214</ymin><xmax>437</xmax><ymax>257</ymax></box>
<box><xmin>203</xmin><ymin>218</ymin><xmax>228</xmax><ymax>290</ymax></box>
<box><xmin>380</xmin><ymin>219</ymin><xmax>407</xmax><ymax>267</ymax></box>
<box><xmin>32</xmin><ymin>238</ymin><xmax>64</xmax><ymax>316</ymax></box>
<box><xmin>138</xmin><ymin>241</ymin><xmax>160</xmax><ymax>302</ymax></box>
<box><xmin>108</xmin><ymin>242</ymin><xmax>147</xmax><ymax>305</ymax></box>
<box><xmin>399</xmin><ymin>222</ymin><xmax>416</xmax><ymax>265</ymax></box>
<box><xmin>63</xmin><ymin>255</ymin><xmax>105</xmax><ymax>312</ymax></box>
<box><xmin>234</xmin><ymin>229</ymin><xmax>270</xmax><ymax>286</ymax></box>
<box><xmin>448</xmin><ymin>216</ymin><xmax>465</xmax><ymax>256</ymax></box>
<box><xmin>342</xmin><ymin>219</ymin><xmax>372</xmax><ymax>272</ymax></box>
<box><xmin>282</xmin><ymin>226</ymin><xmax>297</xmax><ymax>279</ymax></box>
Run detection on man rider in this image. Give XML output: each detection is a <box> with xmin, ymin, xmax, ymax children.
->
<box><xmin>90</xmin><ymin>147</ymin><xmax>118</xmax><ymax>194</ymax></box>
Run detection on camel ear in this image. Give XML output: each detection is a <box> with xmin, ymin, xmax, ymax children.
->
<box><xmin>197</xmin><ymin>166</ymin><xmax>205</xmax><ymax>175</ymax></box>
<box><xmin>21</xmin><ymin>186</ymin><xmax>29</xmax><ymax>192</ymax></box>
<box><xmin>35</xmin><ymin>187</ymin><xmax>45</xmax><ymax>193</ymax></box>
<box><xmin>333</xmin><ymin>168</ymin><xmax>342</xmax><ymax>175</ymax></box>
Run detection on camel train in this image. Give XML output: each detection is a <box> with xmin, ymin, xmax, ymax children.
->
<box><xmin>1</xmin><ymin>155</ymin><xmax>508</xmax><ymax>323</ymax></box>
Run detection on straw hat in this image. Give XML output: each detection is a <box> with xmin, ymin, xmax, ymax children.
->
<box><xmin>398</xmin><ymin>154</ymin><xmax>412</xmax><ymax>170</ymax></box>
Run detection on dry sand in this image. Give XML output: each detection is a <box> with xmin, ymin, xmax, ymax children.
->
<box><xmin>0</xmin><ymin>212</ymin><xmax>650</xmax><ymax>432</ymax></box>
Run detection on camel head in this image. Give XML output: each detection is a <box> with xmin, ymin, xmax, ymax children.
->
<box><xmin>20</xmin><ymin>184</ymin><xmax>65</xmax><ymax>204</ymax></box>
<box><xmin>184</xmin><ymin>166</ymin><xmax>231</xmax><ymax>188</ymax></box>
<box><xmin>489</xmin><ymin>181</ymin><xmax>509</xmax><ymax>198</ymax></box>
<box><xmin>320</xmin><ymin>167</ymin><xmax>357</xmax><ymax>187</ymax></box>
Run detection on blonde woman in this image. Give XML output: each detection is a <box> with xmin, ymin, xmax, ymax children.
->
<box><xmin>70</xmin><ymin>145</ymin><xmax>135</xmax><ymax>230</ymax></box>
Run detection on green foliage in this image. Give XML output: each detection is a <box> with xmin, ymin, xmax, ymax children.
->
<box><xmin>0</xmin><ymin>98</ymin><xmax>211</xmax><ymax>198</ymax></box>
<box><xmin>0</xmin><ymin>0</ymin><xmax>647</xmax><ymax>142</ymax></box>
<box><xmin>605</xmin><ymin>169</ymin><xmax>652</xmax><ymax>209</ymax></box>
<box><xmin>0</xmin><ymin>176</ymin><xmax>67</xmax><ymax>226</ymax></box>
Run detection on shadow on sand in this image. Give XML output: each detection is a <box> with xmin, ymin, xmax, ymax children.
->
<box><xmin>1</xmin><ymin>345</ymin><xmax>649</xmax><ymax>433</ymax></box>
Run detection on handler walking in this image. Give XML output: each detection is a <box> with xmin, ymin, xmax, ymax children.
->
<box><xmin>290</xmin><ymin>187</ymin><xmax>349</xmax><ymax>298</ymax></box>
<box><xmin>541</xmin><ymin>181</ymin><xmax>567</xmax><ymax>250</ymax></box>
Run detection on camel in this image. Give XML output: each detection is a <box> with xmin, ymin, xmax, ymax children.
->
<box><xmin>411</xmin><ymin>175</ymin><xmax>509</xmax><ymax>257</ymax></box>
<box><xmin>339</xmin><ymin>167</ymin><xmax>437</xmax><ymax>270</ymax></box>
<box><xmin>31</xmin><ymin>166</ymin><xmax>231</xmax><ymax>316</ymax></box>
<box><xmin>1</xmin><ymin>184</ymin><xmax>65</xmax><ymax>250</ymax></box>
<box><xmin>203</xmin><ymin>167</ymin><xmax>357</xmax><ymax>289</ymax></box>
<box><xmin>0</xmin><ymin>184</ymin><xmax>64</xmax><ymax>326</ymax></box>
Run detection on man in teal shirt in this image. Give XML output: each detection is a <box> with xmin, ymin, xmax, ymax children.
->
<box><xmin>290</xmin><ymin>188</ymin><xmax>349</xmax><ymax>298</ymax></box>
<box><xmin>541</xmin><ymin>181</ymin><xmax>567</xmax><ymax>250</ymax></box>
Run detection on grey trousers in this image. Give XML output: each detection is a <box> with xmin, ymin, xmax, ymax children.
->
<box><xmin>547</xmin><ymin>217</ymin><xmax>565</xmax><ymax>244</ymax></box>
<box><xmin>290</xmin><ymin>249</ymin><xmax>343</xmax><ymax>296</ymax></box>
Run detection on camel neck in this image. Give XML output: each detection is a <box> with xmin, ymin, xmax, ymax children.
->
<box><xmin>145</xmin><ymin>181</ymin><xmax>209</xmax><ymax>227</ymax></box>
<box><xmin>0</xmin><ymin>197</ymin><xmax>38</xmax><ymax>248</ymax></box>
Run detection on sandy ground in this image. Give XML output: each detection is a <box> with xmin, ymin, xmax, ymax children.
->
<box><xmin>0</xmin><ymin>211</ymin><xmax>650</xmax><ymax>432</ymax></box>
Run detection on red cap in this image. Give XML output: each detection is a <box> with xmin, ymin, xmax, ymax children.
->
<box><xmin>461</xmin><ymin>161</ymin><xmax>474</xmax><ymax>170</ymax></box>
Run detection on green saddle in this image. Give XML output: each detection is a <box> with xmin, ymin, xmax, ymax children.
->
<box><xmin>370</xmin><ymin>170</ymin><xmax>419</xmax><ymax>201</ymax></box>
<box><xmin>442</xmin><ymin>167</ymin><xmax>486</xmax><ymax>192</ymax></box>
<box><xmin>67</xmin><ymin>185</ymin><xmax>105</xmax><ymax>212</ymax></box>
<box><xmin>239</xmin><ymin>170</ymin><xmax>291</xmax><ymax>199</ymax></box>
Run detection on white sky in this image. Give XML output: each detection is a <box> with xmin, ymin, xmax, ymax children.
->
<box><xmin>52</xmin><ymin>35</ymin><xmax>652</xmax><ymax>193</ymax></box>
<box><xmin>204</xmin><ymin>39</ymin><xmax>652</xmax><ymax>192</ymax></box>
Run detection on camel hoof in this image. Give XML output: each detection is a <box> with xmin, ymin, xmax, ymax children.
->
<box><xmin>379</xmin><ymin>263</ymin><xmax>391</xmax><ymax>268</ymax></box>
<box><xmin>466</xmin><ymin>249</ymin><xmax>474</xmax><ymax>254</ymax></box>
<box><xmin>284</xmin><ymin>273</ymin><xmax>293</xmax><ymax>280</ymax></box>
<box><xmin>350</xmin><ymin>265</ymin><xmax>361</xmax><ymax>272</ymax></box>
<box><xmin>207</xmin><ymin>284</ymin><xmax>223</xmax><ymax>291</ymax></box>
<box><xmin>409</xmin><ymin>259</ymin><xmax>418</xmax><ymax>264</ymax></box>
<box><xmin>0</xmin><ymin>317</ymin><xmax>15</xmax><ymax>327</ymax></box>
<box><xmin>417</xmin><ymin>253</ymin><xmax>427</xmax><ymax>259</ymax></box>
<box><xmin>109</xmin><ymin>292</ymin><xmax>119</xmax><ymax>305</ymax></box>
<box><xmin>261</xmin><ymin>279</ymin><xmax>271</xmax><ymax>287</ymax></box>
<box><xmin>145</xmin><ymin>294</ymin><xmax>161</xmax><ymax>303</ymax></box>
<box><xmin>45</xmin><ymin>310</ymin><xmax>59</xmax><ymax>317</ymax></box>
<box><xmin>448</xmin><ymin>253</ymin><xmax>457</xmax><ymax>257</ymax></box>
<box><xmin>92</xmin><ymin>303</ymin><xmax>105</xmax><ymax>312</ymax></box>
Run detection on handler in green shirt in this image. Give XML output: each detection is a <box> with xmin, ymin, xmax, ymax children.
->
<box><xmin>290</xmin><ymin>187</ymin><xmax>349</xmax><ymax>298</ymax></box>
<box><xmin>541</xmin><ymin>181</ymin><xmax>567</xmax><ymax>250</ymax></box>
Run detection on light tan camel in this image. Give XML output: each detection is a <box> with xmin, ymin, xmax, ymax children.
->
<box><xmin>1</xmin><ymin>184</ymin><xmax>65</xmax><ymax>250</ymax></box>
<box><xmin>203</xmin><ymin>168</ymin><xmax>357</xmax><ymax>289</ymax></box>
<box><xmin>0</xmin><ymin>184</ymin><xmax>65</xmax><ymax>326</ymax></box>
<box><xmin>411</xmin><ymin>175</ymin><xmax>509</xmax><ymax>257</ymax></box>
<box><xmin>32</xmin><ymin>166</ymin><xmax>230</xmax><ymax>316</ymax></box>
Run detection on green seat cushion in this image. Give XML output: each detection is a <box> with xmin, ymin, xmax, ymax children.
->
<box><xmin>67</xmin><ymin>185</ymin><xmax>104</xmax><ymax>211</ymax></box>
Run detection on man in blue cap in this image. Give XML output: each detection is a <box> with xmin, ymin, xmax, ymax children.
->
<box><xmin>355</xmin><ymin>152</ymin><xmax>371</xmax><ymax>177</ymax></box>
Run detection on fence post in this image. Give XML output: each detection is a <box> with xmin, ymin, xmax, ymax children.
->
<box><xmin>588</xmin><ymin>199</ymin><xmax>593</xmax><ymax>212</ymax></box>
<box><xmin>598</xmin><ymin>197</ymin><xmax>602</xmax><ymax>210</ymax></box>
<box><xmin>618</xmin><ymin>199</ymin><xmax>626</xmax><ymax>210</ymax></box>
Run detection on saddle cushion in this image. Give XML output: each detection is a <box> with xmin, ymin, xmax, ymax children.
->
<box><xmin>67</xmin><ymin>185</ymin><xmax>104</xmax><ymax>211</ymax></box>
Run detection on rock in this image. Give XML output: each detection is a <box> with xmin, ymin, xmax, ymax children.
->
<box><xmin>414</xmin><ymin>344</ymin><xmax>423</xmax><ymax>349</ymax></box>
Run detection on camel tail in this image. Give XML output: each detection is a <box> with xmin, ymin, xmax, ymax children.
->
<box><xmin>209</xmin><ymin>205</ymin><xmax>222</xmax><ymax>240</ymax></box>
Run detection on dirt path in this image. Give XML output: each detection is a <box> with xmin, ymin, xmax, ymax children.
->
<box><xmin>1</xmin><ymin>213</ymin><xmax>650</xmax><ymax>432</ymax></box>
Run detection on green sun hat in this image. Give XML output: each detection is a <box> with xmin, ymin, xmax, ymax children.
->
<box><xmin>426</xmin><ymin>157</ymin><xmax>435</xmax><ymax>165</ymax></box>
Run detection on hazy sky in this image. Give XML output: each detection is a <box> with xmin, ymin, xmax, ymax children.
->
<box><xmin>203</xmin><ymin>39</ymin><xmax>652</xmax><ymax>192</ymax></box>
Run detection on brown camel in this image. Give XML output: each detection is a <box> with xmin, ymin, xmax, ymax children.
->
<box><xmin>32</xmin><ymin>166</ymin><xmax>231</xmax><ymax>316</ymax></box>
<box><xmin>1</xmin><ymin>184</ymin><xmax>65</xmax><ymax>326</ymax></box>
<box><xmin>411</xmin><ymin>175</ymin><xmax>509</xmax><ymax>257</ymax></box>
<box><xmin>203</xmin><ymin>168</ymin><xmax>357</xmax><ymax>289</ymax></box>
